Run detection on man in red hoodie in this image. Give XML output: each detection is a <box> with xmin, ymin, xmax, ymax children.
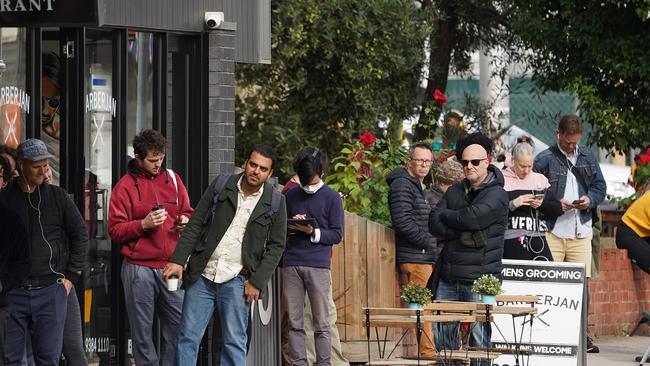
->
<box><xmin>108</xmin><ymin>129</ymin><xmax>193</xmax><ymax>366</ymax></box>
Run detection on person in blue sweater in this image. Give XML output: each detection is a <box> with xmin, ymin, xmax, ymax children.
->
<box><xmin>281</xmin><ymin>147</ymin><xmax>344</xmax><ymax>366</ymax></box>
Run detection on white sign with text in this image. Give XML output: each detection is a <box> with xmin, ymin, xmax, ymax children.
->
<box><xmin>491</xmin><ymin>259</ymin><xmax>584</xmax><ymax>366</ymax></box>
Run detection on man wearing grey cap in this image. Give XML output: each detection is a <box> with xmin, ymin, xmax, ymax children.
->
<box><xmin>0</xmin><ymin>138</ymin><xmax>88</xmax><ymax>366</ymax></box>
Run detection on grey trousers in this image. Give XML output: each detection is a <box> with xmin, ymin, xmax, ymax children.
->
<box><xmin>282</xmin><ymin>266</ymin><xmax>332</xmax><ymax>366</ymax></box>
<box><xmin>121</xmin><ymin>260</ymin><xmax>184</xmax><ymax>366</ymax></box>
<box><xmin>62</xmin><ymin>287</ymin><xmax>87</xmax><ymax>366</ymax></box>
<box><xmin>304</xmin><ymin>283</ymin><xmax>349</xmax><ymax>366</ymax></box>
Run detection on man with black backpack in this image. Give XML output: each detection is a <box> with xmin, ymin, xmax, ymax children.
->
<box><xmin>163</xmin><ymin>144</ymin><xmax>287</xmax><ymax>366</ymax></box>
<box><xmin>533</xmin><ymin>115</ymin><xmax>606</xmax><ymax>353</ymax></box>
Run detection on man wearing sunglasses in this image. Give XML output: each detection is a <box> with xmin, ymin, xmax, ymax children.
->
<box><xmin>387</xmin><ymin>141</ymin><xmax>438</xmax><ymax>358</ymax></box>
<box><xmin>429</xmin><ymin>133</ymin><xmax>508</xmax><ymax>363</ymax></box>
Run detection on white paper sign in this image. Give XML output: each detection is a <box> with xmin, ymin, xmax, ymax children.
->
<box><xmin>491</xmin><ymin>259</ymin><xmax>584</xmax><ymax>366</ymax></box>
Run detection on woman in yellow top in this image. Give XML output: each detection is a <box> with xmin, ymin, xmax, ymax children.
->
<box><xmin>616</xmin><ymin>190</ymin><xmax>650</xmax><ymax>273</ymax></box>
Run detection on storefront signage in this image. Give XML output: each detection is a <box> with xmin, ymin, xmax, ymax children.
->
<box><xmin>0</xmin><ymin>86</ymin><xmax>30</xmax><ymax>114</ymax></box>
<box><xmin>491</xmin><ymin>259</ymin><xmax>584</xmax><ymax>366</ymax></box>
<box><xmin>0</xmin><ymin>0</ymin><xmax>98</xmax><ymax>25</ymax></box>
<box><xmin>0</xmin><ymin>0</ymin><xmax>55</xmax><ymax>12</ymax></box>
<box><xmin>85</xmin><ymin>91</ymin><xmax>116</xmax><ymax>118</ymax></box>
<box><xmin>0</xmin><ymin>85</ymin><xmax>28</xmax><ymax>147</ymax></box>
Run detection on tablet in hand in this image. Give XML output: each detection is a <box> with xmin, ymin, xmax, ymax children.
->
<box><xmin>287</xmin><ymin>218</ymin><xmax>319</xmax><ymax>229</ymax></box>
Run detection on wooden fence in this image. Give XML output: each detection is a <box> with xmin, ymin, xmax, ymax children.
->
<box><xmin>332</xmin><ymin>212</ymin><xmax>401</xmax><ymax>361</ymax></box>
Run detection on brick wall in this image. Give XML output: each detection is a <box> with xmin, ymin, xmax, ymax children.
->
<box><xmin>589</xmin><ymin>248</ymin><xmax>650</xmax><ymax>336</ymax></box>
<box><xmin>207</xmin><ymin>28</ymin><xmax>236</xmax><ymax>181</ymax></box>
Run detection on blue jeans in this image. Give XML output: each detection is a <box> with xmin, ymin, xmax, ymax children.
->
<box><xmin>175</xmin><ymin>275</ymin><xmax>249</xmax><ymax>366</ymax></box>
<box><xmin>435</xmin><ymin>279</ymin><xmax>491</xmax><ymax>366</ymax></box>
<box><xmin>5</xmin><ymin>283</ymin><xmax>68</xmax><ymax>366</ymax></box>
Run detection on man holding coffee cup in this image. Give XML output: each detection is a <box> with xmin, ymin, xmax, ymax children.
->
<box><xmin>108</xmin><ymin>129</ymin><xmax>193</xmax><ymax>366</ymax></box>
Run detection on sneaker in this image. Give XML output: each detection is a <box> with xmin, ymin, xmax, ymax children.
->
<box><xmin>586</xmin><ymin>336</ymin><xmax>600</xmax><ymax>353</ymax></box>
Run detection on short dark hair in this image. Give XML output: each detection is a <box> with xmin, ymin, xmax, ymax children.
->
<box><xmin>0</xmin><ymin>145</ymin><xmax>17</xmax><ymax>161</ymax></box>
<box><xmin>133</xmin><ymin>129</ymin><xmax>167</xmax><ymax>158</ymax></box>
<box><xmin>247</xmin><ymin>144</ymin><xmax>278</xmax><ymax>170</ymax></box>
<box><xmin>455</xmin><ymin>132</ymin><xmax>493</xmax><ymax>157</ymax></box>
<box><xmin>43</xmin><ymin>51</ymin><xmax>61</xmax><ymax>89</ymax></box>
<box><xmin>293</xmin><ymin>147</ymin><xmax>328</xmax><ymax>185</ymax></box>
<box><xmin>558</xmin><ymin>115</ymin><xmax>584</xmax><ymax>135</ymax></box>
<box><xmin>409</xmin><ymin>141</ymin><xmax>433</xmax><ymax>158</ymax></box>
<box><xmin>0</xmin><ymin>155</ymin><xmax>11</xmax><ymax>183</ymax></box>
<box><xmin>444</xmin><ymin>111</ymin><xmax>462</xmax><ymax>123</ymax></box>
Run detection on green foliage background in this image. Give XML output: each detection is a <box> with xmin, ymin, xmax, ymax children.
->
<box><xmin>235</xmin><ymin>0</ymin><xmax>430</xmax><ymax>181</ymax></box>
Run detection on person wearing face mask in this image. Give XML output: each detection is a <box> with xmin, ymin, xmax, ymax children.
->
<box><xmin>280</xmin><ymin>147</ymin><xmax>344</xmax><ymax>366</ymax></box>
<box><xmin>502</xmin><ymin>136</ymin><xmax>563</xmax><ymax>261</ymax></box>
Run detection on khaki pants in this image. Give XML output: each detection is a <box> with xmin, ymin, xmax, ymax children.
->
<box><xmin>546</xmin><ymin>232</ymin><xmax>592</xmax><ymax>277</ymax></box>
<box><xmin>399</xmin><ymin>263</ymin><xmax>436</xmax><ymax>356</ymax></box>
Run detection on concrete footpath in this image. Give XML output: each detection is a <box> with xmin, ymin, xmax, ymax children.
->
<box><xmin>588</xmin><ymin>335</ymin><xmax>650</xmax><ymax>365</ymax></box>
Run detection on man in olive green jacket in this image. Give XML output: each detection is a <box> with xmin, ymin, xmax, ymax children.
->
<box><xmin>163</xmin><ymin>144</ymin><xmax>287</xmax><ymax>366</ymax></box>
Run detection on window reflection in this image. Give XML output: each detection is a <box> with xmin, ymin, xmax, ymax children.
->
<box><xmin>40</xmin><ymin>49</ymin><xmax>61</xmax><ymax>184</ymax></box>
<box><xmin>126</xmin><ymin>31</ymin><xmax>153</xmax><ymax>159</ymax></box>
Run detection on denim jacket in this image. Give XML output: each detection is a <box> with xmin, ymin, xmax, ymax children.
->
<box><xmin>533</xmin><ymin>145</ymin><xmax>607</xmax><ymax>231</ymax></box>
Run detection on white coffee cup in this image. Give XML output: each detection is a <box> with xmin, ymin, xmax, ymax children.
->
<box><xmin>167</xmin><ymin>275</ymin><xmax>179</xmax><ymax>291</ymax></box>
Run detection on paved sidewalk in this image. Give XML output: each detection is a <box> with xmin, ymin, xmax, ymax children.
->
<box><xmin>588</xmin><ymin>335</ymin><xmax>650</xmax><ymax>365</ymax></box>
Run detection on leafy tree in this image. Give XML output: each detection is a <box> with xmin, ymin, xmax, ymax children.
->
<box><xmin>236</xmin><ymin>0</ymin><xmax>430</xmax><ymax>180</ymax></box>
<box><xmin>413</xmin><ymin>0</ymin><xmax>515</xmax><ymax>141</ymax></box>
<box><xmin>502</xmin><ymin>0</ymin><xmax>650</xmax><ymax>152</ymax></box>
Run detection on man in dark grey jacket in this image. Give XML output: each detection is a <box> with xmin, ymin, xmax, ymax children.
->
<box><xmin>387</xmin><ymin>141</ymin><xmax>437</xmax><ymax>357</ymax></box>
<box><xmin>429</xmin><ymin>133</ymin><xmax>508</xmax><ymax>364</ymax></box>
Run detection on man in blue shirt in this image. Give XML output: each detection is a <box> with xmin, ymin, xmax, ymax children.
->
<box><xmin>533</xmin><ymin>115</ymin><xmax>606</xmax><ymax>353</ymax></box>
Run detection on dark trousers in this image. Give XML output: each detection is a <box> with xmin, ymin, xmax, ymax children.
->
<box><xmin>0</xmin><ymin>306</ymin><xmax>10</xmax><ymax>366</ymax></box>
<box><xmin>62</xmin><ymin>287</ymin><xmax>87</xmax><ymax>365</ymax></box>
<box><xmin>5</xmin><ymin>283</ymin><xmax>68</xmax><ymax>366</ymax></box>
<box><xmin>616</xmin><ymin>222</ymin><xmax>650</xmax><ymax>274</ymax></box>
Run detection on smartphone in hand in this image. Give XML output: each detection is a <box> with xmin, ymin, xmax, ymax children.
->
<box><xmin>572</xmin><ymin>199</ymin><xmax>583</xmax><ymax>205</ymax></box>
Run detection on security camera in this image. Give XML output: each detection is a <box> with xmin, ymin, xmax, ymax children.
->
<box><xmin>205</xmin><ymin>12</ymin><xmax>224</xmax><ymax>29</ymax></box>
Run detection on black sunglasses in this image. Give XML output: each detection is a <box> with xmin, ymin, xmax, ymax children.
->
<box><xmin>42</xmin><ymin>96</ymin><xmax>61</xmax><ymax>109</ymax></box>
<box><xmin>459</xmin><ymin>158</ymin><xmax>486</xmax><ymax>167</ymax></box>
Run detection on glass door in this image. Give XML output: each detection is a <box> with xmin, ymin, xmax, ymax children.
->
<box><xmin>81</xmin><ymin>28</ymin><xmax>115</xmax><ymax>365</ymax></box>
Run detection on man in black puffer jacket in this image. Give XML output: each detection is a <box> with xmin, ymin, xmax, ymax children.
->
<box><xmin>387</xmin><ymin>141</ymin><xmax>438</xmax><ymax>357</ymax></box>
<box><xmin>429</xmin><ymin>133</ymin><xmax>508</xmax><ymax>364</ymax></box>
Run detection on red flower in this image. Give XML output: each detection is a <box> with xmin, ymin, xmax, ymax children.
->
<box><xmin>640</xmin><ymin>154</ymin><xmax>650</xmax><ymax>165</ymax></box>
<box><xmin>433</xmin><ymin>89</ymin><xmax>447</xmax><ymax>106</ymax></box>
<box><xmin>646</xmin><ymin>147</ymin><xmax>650</xmax><ymax>155</ymax></box>
<box><xmin>359</xmin><ymin>131</ymin><xmax>377</xmax><ymax>148</ymax></box>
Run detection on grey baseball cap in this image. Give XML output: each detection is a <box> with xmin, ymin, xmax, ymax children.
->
<box><xmin>17</xmin><ymin>138</ymin><xmax>54</xmax><ymax>161</ymax></box>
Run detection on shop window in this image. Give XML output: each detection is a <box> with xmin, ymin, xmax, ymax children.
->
<box><xmin>125</xmin><ymin>31</ymin><xmax>154</xmax><ymax>159</ymax></box>
<box><xmin>0</xmin><ymin>27</ymin><xmax>28</xmax><ymax>155</ymax></box>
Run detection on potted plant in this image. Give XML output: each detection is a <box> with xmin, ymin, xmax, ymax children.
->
<box><xmin>400</xmin><ymin>282</ymin><xmax>433</xmax><ymax>310</ymax></box>
<box><xmin>472</xmin><ymin>274</ymin><xmax>502</xmax><ymax>305</ymax></box>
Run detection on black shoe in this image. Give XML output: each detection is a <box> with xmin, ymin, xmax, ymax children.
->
<box><xmin>586</xmin><ymin>336</ymin><xmax>600</xmax><ymax>353</ymax></box>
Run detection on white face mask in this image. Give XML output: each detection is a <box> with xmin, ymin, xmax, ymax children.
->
<box><xmin>300</xmin><ymin>179</ymin><xmax>324</xmax><ymax>194</ymax></box>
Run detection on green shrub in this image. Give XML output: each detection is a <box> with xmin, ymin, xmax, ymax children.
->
<box><xmin>400</xmin><ymin>282</ymin><xmax>433</xmax><ymax>305</ymax></box>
